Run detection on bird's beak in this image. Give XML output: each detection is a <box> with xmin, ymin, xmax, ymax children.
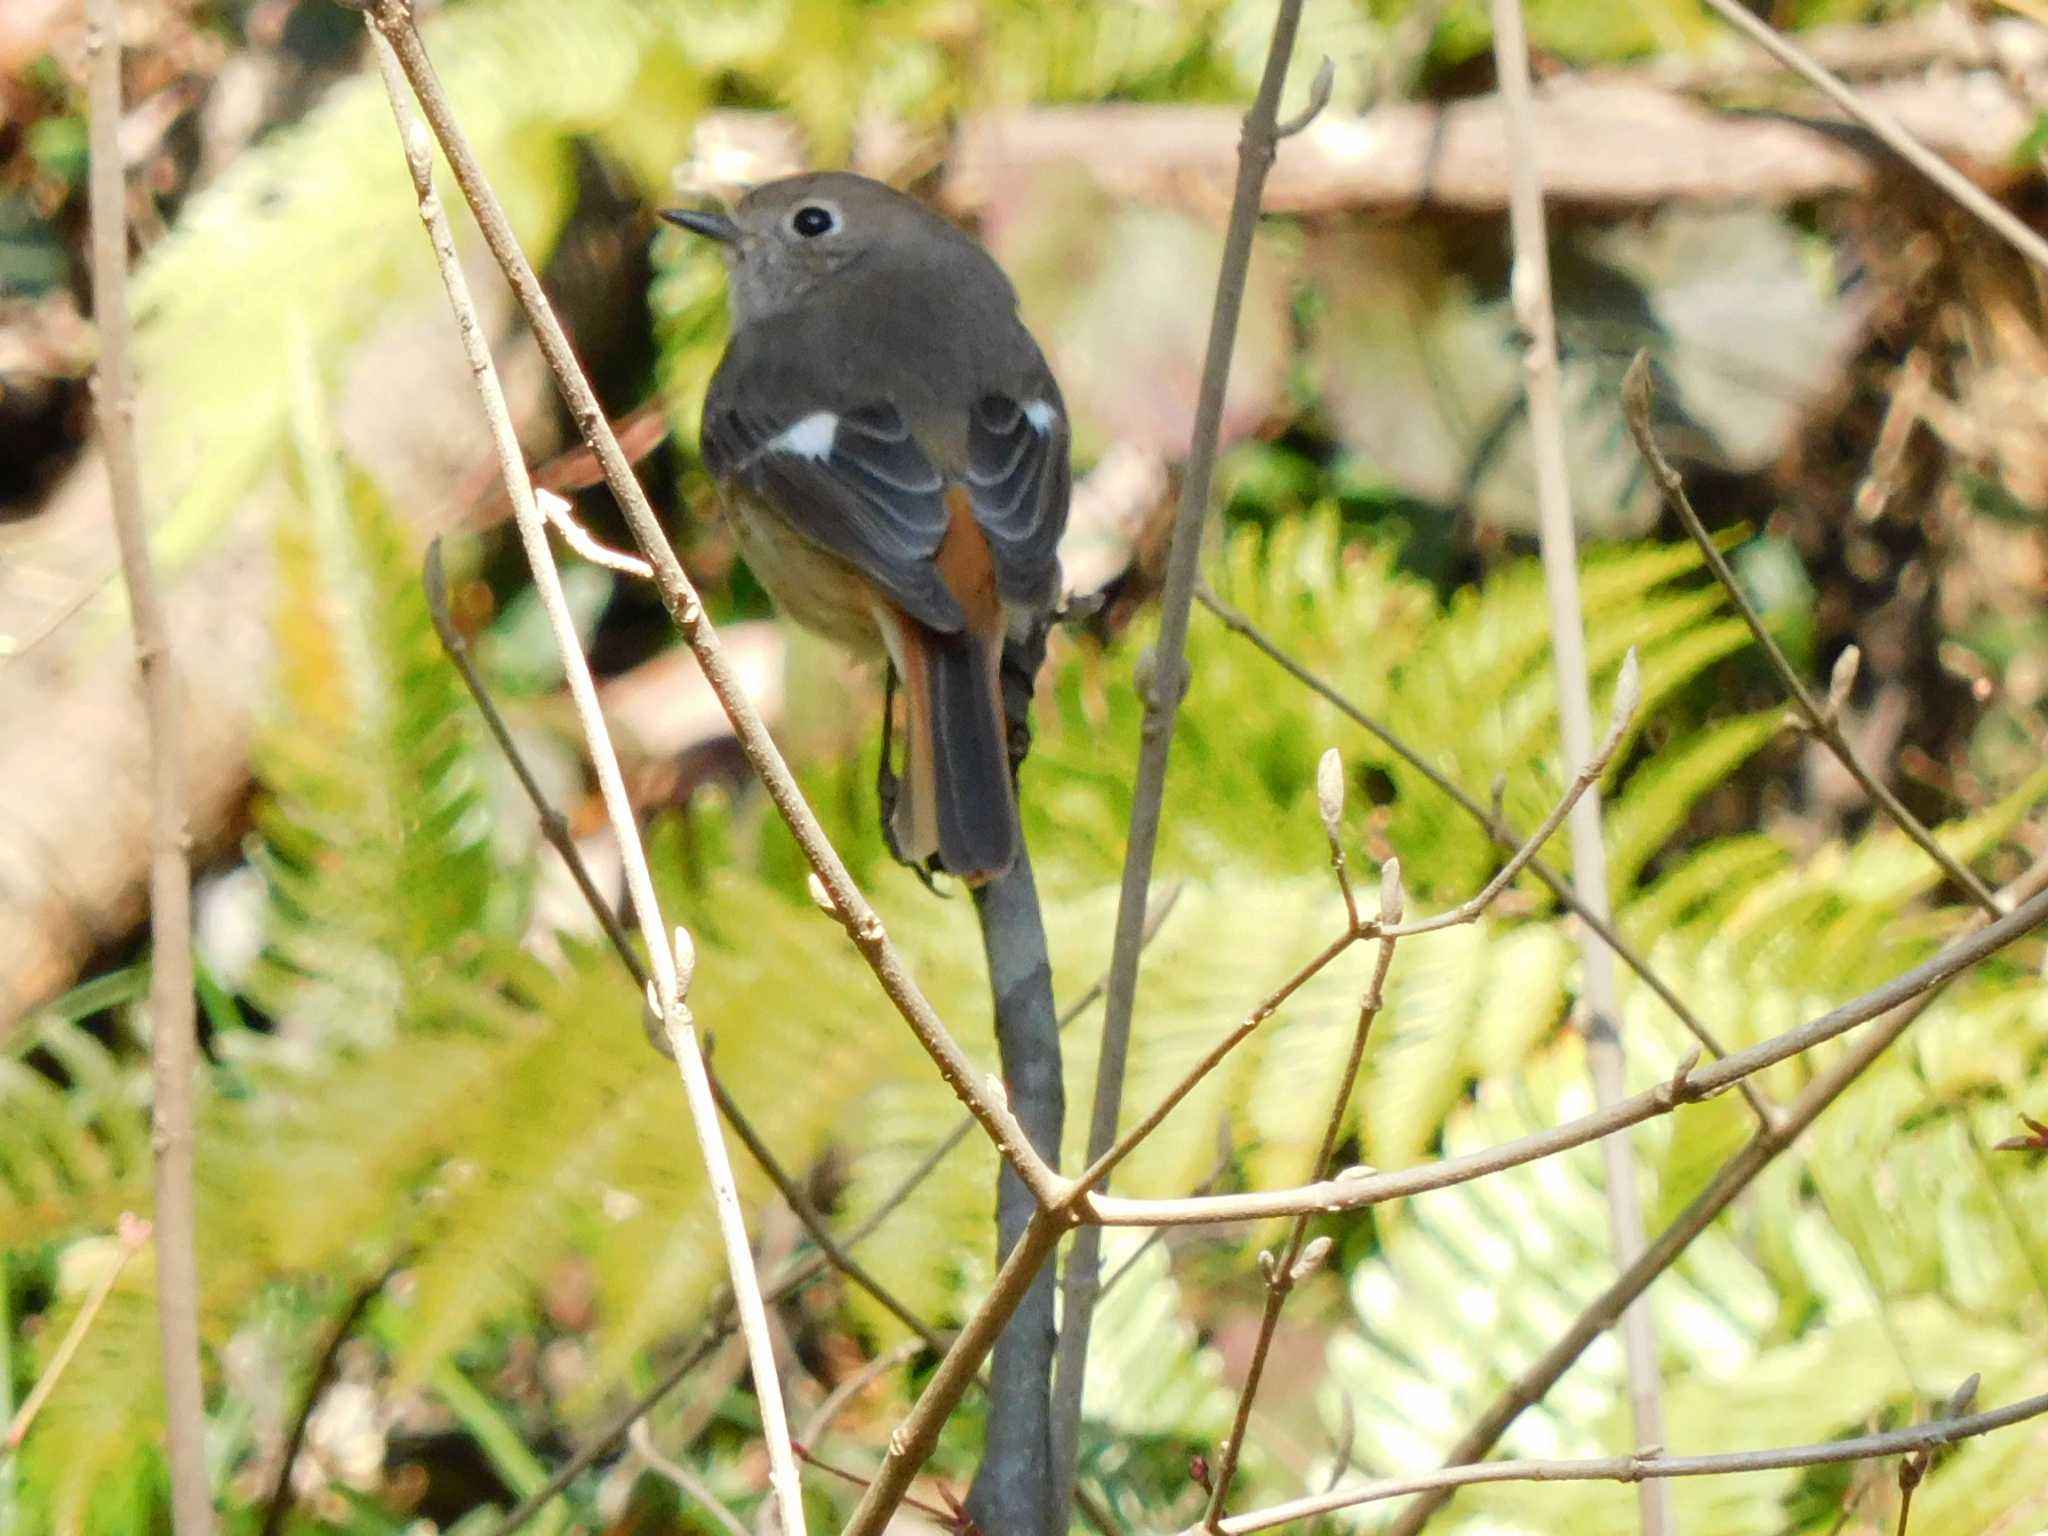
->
<box><xmin>661</xmin><ymin>207</ymin><xmax>739</xmax><ymax>244</ymax></box>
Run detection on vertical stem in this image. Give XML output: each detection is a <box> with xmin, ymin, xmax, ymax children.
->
<box><xmin>1050</xmin><ymin>1</ymin><xmax>1309</xmax><ymax>1512</ymax></box>
<box><xmin>360</xmin><ymin>28</ymin><xmax>805</xmax><ymax>1534</ymax></box>
<box><xmin>87</xmin><ymin>3</ymin><xmax>211</xmax><ymax>1531</ymax></box>
<box><xmin>966</xmin><ymin>847</ymin><xmax>1065</xmax><ymax>1536</ymax></box>
<box><xmin>1491</xmin><ymin>1</ymin><xmax>1666</xmax><ymax>1523</ymax></box>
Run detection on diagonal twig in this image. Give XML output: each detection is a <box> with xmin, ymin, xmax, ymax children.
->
<box><xmin>1490</xmin><ymin>2</ymin><xmax>1667</xmax><ymax>1520</ymax></box>
<box><xmin>1071</xmin><ymin>669</ymin><xmax>1638</xmax><ymax>1206</ymax></box>
<box><xmin>628</xmin><ymin>1418</ymin><xmax>751</xmax><ymax>1536</ymax></box>
<box><xmin>1212</xmin><ymin>1385</ymin><xmax>2048</xmax><ymax>1534</ymax></box>
<box><xmin>1195</xmin><ymin>583</ymin><xmax>1772</xmax><ymax>1123</ymax></box>
<box><xmin>3</xmin><ymin>1213</ymin><xmax>150</xmax><ymax>1453</ymax></box>
<box><xmin>1053</xmin><ymin>4</ymin><xmax>1322</xmax><ymax>1508</ymax></box>
<box><xmin>1086</xmin><ymin>872</ymin><xmax>2048</xmax><ymax>1228</ymax></box>
<box><xmin>259</xmin><ymin>1263</ymin><xmax>399</xmax><ymax>1536</ymax></box>
<box><xmin>349</xmin><ymin>0</ymin><xmax>1058</xmax><ymax>1209</ymax></box>
<box><xmin>1622</xmin><ymin>352</ymin><xmax>2005</xmax><ymax>918</ymax></box>
<box><xmin>87</xmin><ymin>4</ymin><xmax>210</xmax><ymax>1528</ymax></box>
<box><xmin>359</xmin><ymin>27</ymin><xmax>803</xmax><ymax>1534</ymax></box>
<box><xmin>1203</xmin><ymin>910</ymin><xmax>1402</xmax><ymax>1527</ymax></box>
<box><xmin>1694</xmin><ymin>0</ymin><xmax>2048</xmax><ymax>277</ymax></box>
<box><xmin>1378</xmin><ymin>847</ymin><xmax>2048</xmax><ymax>1535</ymax></box>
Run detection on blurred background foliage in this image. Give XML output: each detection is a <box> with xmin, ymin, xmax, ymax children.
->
<box><xmin>3</xmin><ymin>0</ymin><xmax>2047</xmax><ymax>1533</ymax></box>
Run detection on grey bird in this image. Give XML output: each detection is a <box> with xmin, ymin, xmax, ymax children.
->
<box><xmin>666</xmin><ymin>171</ymin><xmax>1071</xmax><ymax>885</ymax></box>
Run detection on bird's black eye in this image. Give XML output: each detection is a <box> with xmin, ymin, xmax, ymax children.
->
<box><xmin>791</xmin><ymin>204</ymin><xmax>837</xmax><ymax>238</ymax></box>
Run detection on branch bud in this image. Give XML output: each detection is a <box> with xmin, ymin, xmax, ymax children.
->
<box><xmin>1606</xmin><ymin>647</ymin><xmax>1642</xmax><ymax>748</ymax></box>
<box><xmin>806</xmin><ymin>872</ymin><xmax>838</xmax><ymax>917</ymax></box>
<box><xmin>673</xmin><ymin>925</ymin><xmax>696</xmax><ymax>996</ymax></box>
<box><xmin>1316</xmin><ymin>748</ymin><xmax>1346</xmax><ymax>843</ymax></box>
<box><xmin>1292</xmin><ymin>1235</ymin><xmax>1333</xmax><ymax>1280</ymax></box>
<box><xmin>1379</xmin><ymin>858</ymin><xmax>1404</xmax><ymax>925</ymax></box>
<box><xmin>1257</xmin><ymin>1248</ymin><xmax>1278</xmax><ymax>1284</ymax></box>
<box><xmin>1826</xmin><ymin>644</ymin><xmax>1861</xmax><ymax>723</ymax></box>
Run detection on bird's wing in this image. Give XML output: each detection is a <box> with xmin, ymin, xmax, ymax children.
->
<box><xmin>703</xmin><ymin>374</ymin><xmax>965</xmax><ymax>634</ymax></box>
<box><xmin>964</xmin><ymin>381</ymin><xmax>1070</xmax><ymax>613</ymax></box>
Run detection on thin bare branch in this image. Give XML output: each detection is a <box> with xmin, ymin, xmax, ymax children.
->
<box><xmin>628</xmin><ymin>1418</ymin><xmax>752</xmax><ymax>1536</ymax></box>
<box><xmin>1086</xmin><ymin>876</ymin><xmax>2048</xmax><ymax>1228</ymax></box>
<box><xmin>797</xmin><ymin>1339</ymin><xmax>925</xmax><ymax>1452</ymax></box>
<box><xmin>1379</xmin><ymin>849</ymin><xmax>2048</xmax><ymax>1536</ymax></box>
<box><xmin>1076</xmin><ymin>928</ymin><xmax>1356</xmax><ymax>1199</ymax></box>
<box><xmin>1070</xmin><ymin>677</ymin><xmax>1628</xmax><ymax>1204</ymax></box>
<box><xmin>1052</xmin><ymin>0</ymin><xmax>1313</xmax><ymax>1512</ymax></box>
<box><xmin>424</xmin><ymin>543</ymin><xmax>650</xmax><ymax>997</ymax></box>
<box><xmin>361</xmin><ymin>29</ymin><xmax>802</xmax><ymax>1533</ymax></box>
<box><xmin>358</xmin><ymin>0</ymin><xmax>1060</xmax><ymax>1208</ymax></box>
<box><xmin>706</xmin><ymin>1067</ymin><xmax>945</xmax><ymax>1355</ymax></box>
<box><xmin>3</xmin><ymin>1213</ymin><xmax>150</xmax><ymax>1452</ymax></box>
<box><xmin>845</xmin><ymin>1213</ymin><xmax>1066</xmax><ymax>1536</ymax></box>
<box><xmin>1195</xmin><ymin>583</ymin><xmax>1771</xmax><ymax>1123</ymax></box>
<box><xmin>1370</xmin><ymin>656</ymin><xmax>1634</xmax><ymax>940</ymax></box>
<box><xmin>1491</xmin><ymin>2</ymin><xmax>1666</xmax><ymax>1512</ymax></box>
<box><xmin>1202</xmin><ymin>935</ymin><xmax>1398</xmax><ymax>1527</ymax></box>
<box><xmin>87</xmin><ymin>5</ymin><xmax>210</xmax><ymax>1527</ymax></box>
<box><xmin>1622</xmin><ymin>352</ymin><xmax>2005</xmax><ymax>918</ymax></box>
<box><xmin>1694</xmin><ymin>0</ymin><xmax>2048</xmax><ymax>276</ymax></box>
<box><xmin>1212</xmin><ymin>1387</ymin><xmax>2048</xmax><ymax>1534</ymax></box>
<box><xmin>538</xmin><ymin>488</ymin><xmax>654</xmax><ymax>578</ymax></box>
<box><xmin>260</xmin><ymin>1264</ymin><xmax>398</xmax><ymax>1536</ymax></box>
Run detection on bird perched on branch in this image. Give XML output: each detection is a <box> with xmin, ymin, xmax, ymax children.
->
<box><xmin>667</xmin><ymin>172</ymin><xmax>1071</xmax><ymax>887</ymax></box>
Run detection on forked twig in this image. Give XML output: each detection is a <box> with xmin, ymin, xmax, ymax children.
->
<box><xmin>1203</xmin><ymin>915</ymin><xmax>1401</xmax><ymax>1526</ymax></box>
<box><xmin>360</xmin><ymin>29</ymin><xmax>803</xmax><ymax>1534</ymax></box>
<box><xmin>86</xmin><ymin>4</ymin><xmax>209</xmax><ymax>1528</ymax></box>
<box><xmin>1087</xmin><ymin>874</ymin><xmax>2048</xmax><ymax>1228</ymax></box>
<box><xmin>1072</xmin><ymin>672</ymin><xmax>1637</xmax><ymax>1204</ymax></box>
<box><xmin>1621</xmin><ymin>352</ymin><xmax>2004</xmax><ymax>918</ymax></box>
<box><xmin>1195</xmin><ymin>583</ymin><xmax>1773</xmax><ymax>1123</ymax></box>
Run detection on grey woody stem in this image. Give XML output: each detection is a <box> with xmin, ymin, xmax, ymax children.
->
<box><xmin>1086</xmin><ymin>876</ymin><xmax>2048</xmax><ymax>1228</ymax></box>
<box><xmin>1053</xmin><ymin>4</ymin><xmax>1320</xmax><ymax>1508</ymax></box>
<box><xmin>1489</xmin><ymin>1</ymin><xmax>1667</xmax><ymax>1519</ymax></box>
<box><xmin>361</xmin><ymin>28</ymin><xmax>804</xmax><ymax>1535</ymax></box>
<box><xmin>87</xmin><ymin>2</ymin><xmax>211</xmax><ymax>1530</ymax></box>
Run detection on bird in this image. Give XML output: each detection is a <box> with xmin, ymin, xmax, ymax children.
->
<box><xmin>665</xmin><ymin>172</ymin><xmax>1071</xmax><ymax>887</ymax></box>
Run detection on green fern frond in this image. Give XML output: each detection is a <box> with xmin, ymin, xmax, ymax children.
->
<box><xmin>245</xmin><ymin>372</ymin><xmax>496</xmax><ymax>1045</ymax></box>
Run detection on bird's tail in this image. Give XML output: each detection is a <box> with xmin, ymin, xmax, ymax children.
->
<box><xmin>892</xmin><ymin>622</ymin><xmax>1018</xmax><ymax>886</ymax></box>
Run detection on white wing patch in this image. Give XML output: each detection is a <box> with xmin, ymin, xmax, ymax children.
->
<box><xmin>767</xmin><ymin>411</ymin><xmax>839</xmax><ymax>462</ymax></box>
<box><xmin>1021</xmin><ymin>398</ymin><xmax>1060</xmax><ymax>435</ymax></box>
